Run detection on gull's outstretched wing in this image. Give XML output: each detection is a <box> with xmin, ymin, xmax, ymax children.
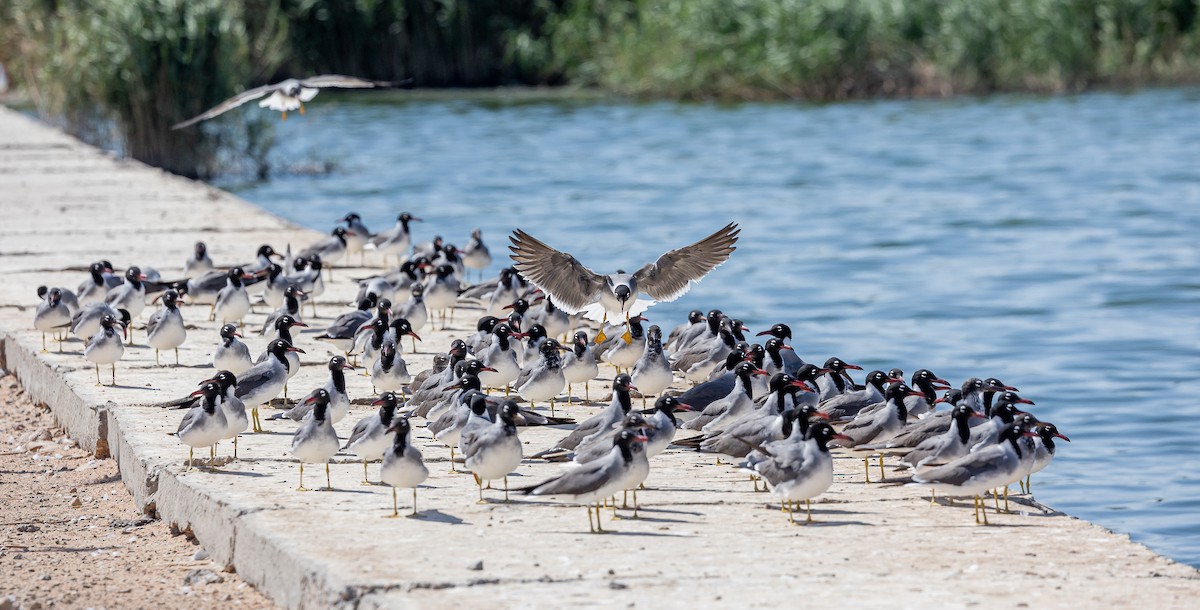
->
<box><xmin>298</xmin><ymin>75</ymin><xmax>392</xmax><ymax>89</ymax></box>
<box><xmin>632</xmin><ymin>222</ymin><xmax>739</xmax><ymax>302</ymax></box>
<box><xmin>508</xmin><ymin>229</ymin><xmax>604</xmax><ymax>314</ymax></box>
<box><xmin>171</xmin><ymin>83</ymin><xmax>278</xmax><ymax>130</ymax></box>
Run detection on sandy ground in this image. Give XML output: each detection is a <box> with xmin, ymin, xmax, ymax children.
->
<box><xmin>0</xmin><ymin>374</ymin><xmax>276</xmax><ymax>610</ymax></box>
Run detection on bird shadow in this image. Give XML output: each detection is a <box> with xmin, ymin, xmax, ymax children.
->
<box><xmin>412</xmin><ymin>510</ymin><xmax>465</xmax><ymax>525</ymax></box>
<box><xmin>102</xmin><ymin>384</ymin><xmax>160</xmax><ymax>391</ymax></box>
<box><xmin>625</xmin><ymin>506</ymin><xmax>704</xmax><ymax>517</ymax></box>
<box><xmin>613</xmin><ymin>514</ymin><xmax>692</xmax><ymax>524</ymax></box>
<box><xmin>207</xmin><ymin>469</ymin><xmax>271</xmax><ymax>478</ymax></box>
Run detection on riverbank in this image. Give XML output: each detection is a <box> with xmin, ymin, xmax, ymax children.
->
<box><xmin>1</xmin><ymin>105</ymin><xmax>1198</xmax><ymax>608</ymax></box>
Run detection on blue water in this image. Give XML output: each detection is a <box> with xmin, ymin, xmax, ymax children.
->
<box><xmin>218</xmin><ymin>88</ymin><xmax>1200</xmax><ymax>566</ymax></box>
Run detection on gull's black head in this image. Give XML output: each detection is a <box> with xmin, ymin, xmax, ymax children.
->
<box><xmin>961</xmin><ymin>377</ymin><xmax>986</xmax><ymax>394</ymax></box>
<box><xmin>951</xmin><ymin>403</ymin><xmax>981</xmax><ymax>423</ymax></box>
<box><xmin>864</xmin><ymin>370</ymin><xmax>889</xmax><ymax>390</ymax></box>
<box><xmin>276</xmin><ymin>314</ymin><xmax>305</xmax><ymax>331</ymax></box>
<box><xmin>572</xmin><ymin>330</ymin><xmax>590</xmax><ymax>347</ymax></box>
<box><xmin>36</xmin><ymin>286</ymin><xmax>48</xmax><ymax>299</ymax></box>
<box><xmin>885</xmin><ymin>382</ymin><xmax>923</xmax><ymax>402</ymax></box>
<box><xmin>500</xmin><ymin>400</ymin><xmax>521</xmax><ymax>420</ymax></box>
<box><xmin>332</xmin><ymin>227</ymin><xmax>348</xmax><ymax>238</ymax></box>
<box><xmin>540</xmin><ymin>338</ymin><xmax>567</xmax><ymax>355</ymax></box>
<box><xmin>194</xmin><ymin>241</ymin><xmax>207</xmax><ymax>257</ymax></box>
<box><xmin>468</xmin><ymin>393</ymin><xmax>489</xmax><ymax>415</ymax></box>
<box><xmin>390</xmin><ymin>317</ymin><xmax>419</xmax><ymax>341</ymax></box>
<box><xmin>125</xmin><ymin>266</ymin><xmax>144</xmax><ymax>282</ymax></box>
<box><xmin>449</xmin><ymin>339</ymin><xmax>468</xmax><ymax>359</ymax></box>
<box><xmin>462</xmin><ymin>359</ymin><xmax>498</xmax><ymax>377</ymax></box>
<box><xmin>269</xmin><ymin>339</ymin><xmax>303</xmax><ymax>359</ymax></box>
<box><xmin>654</xmin><ymin>394</ymin><xmax>692</xmax><ymax>413</ymax></box>
<box><xmin>755</xmin><ymin>322</ymin><xmax>792</xmax><ymax>340</ymax></box>
<box><xmin>435</xmin><ymin>264</ymin><xmax>454</xmax><ymax>278</ymax></box>
<box><xmin>687</xmin><ymin>310</ymin><xmax>704</xmax><ymax>324</ymax></box>
<box><xmin>935</xmin><ymin>388</ymin><xmax>964</xmax><ymax>406</ymax></box>
<box><xmin>116</xmin><ymin>308</ymin><xmax>131</xmax><ymax>327</ymax></box>
<box><xmin>1038</xmin><ymin>422</ymin><xmax>1070</xmax><ymax>443</ymax></box>
<box><xmin>613</xmin><ymin>284</ymin><xmax>631</xmax><ymax>303</ymax></box>
<box><xmin>911</xmin><ymin>369</ymin><xmax>951</xmax><ymax>389</ymax></box>
<box><xmin>613</xmin><ymin>373</ymin><xmax>634</xmax><ymax>391</ymax></box>
<box><xmin>492</xmin><ymin>322</ymin><xmax>515</xmax><ymax>338</ymax></box>
<box><xmin>328</xmin><ymin>355</ymin><xmax>352</xmax><ymax>372</ymax></box>
<box><xmin>526</xmin><ymin>324</ymin><xmax>548</xmax><ymax>342</ymax></box>
<box><xmin>161</xmin><ymin>289</ymin><xmax>181</xmax><ymax>309</ymax></box>
<box><xmin>823</xmin><ymin>357</ymin><xmax>862</xmax><ymax>373</ymax></box>
<box><xmin>398</xmin><ymin>212</ymin><xmax>420</xmax><ymax>223</ymax></box>
<box><xmin>99</xmin><ymin>314</ymin><xmax>119</xmax><ymax>330</ymax></box>
<box><xmin>476</xmin><ymin>315</ymin><xmax>500</xmax><ymax>333</ymax></box>
<box><xmin>375</xmin><ymin>391</ymin><xmax>400</xmax><ymax>410</ymax></box>
<box><xmin>304</xmin><ymin>388</ymin><xmax>332</xmax><ymax>418</ymax></box>
<box><xmin>220</xmin><ymin>323</ymin><xmax>240</xmax><ymax>340</ymax></box>
<box><xmin>621</xmin><ymin>412</ymin><xmax>651</xmax><ymax>430</ymax></box>
<box><xmin>257</xmin><ymin>244</ymin><xmax>279</xmax><ymax>259</ymax></box>
<box><xmin>985</xmin><ymin>377</ymin><xmax>1018</xmax><ymax>392</ymax></box>
<box><xmin>767</xmin><ymin>372</ymin><xmax>795</xmax><ymax>393</ymax></box>
<box><xmin>793</xmin><ymin>364</ymin><xmax>821</xmax><ymax>385</ymax></box>
<box><xmin>410</xmin><ymin>283</ymin><xmax>424</xmax><ymax>298</ymax></box>
<box><xmin>342</xmin><ymin>212</ymin><xmax>361</xmax><ymax>223</ymax></box>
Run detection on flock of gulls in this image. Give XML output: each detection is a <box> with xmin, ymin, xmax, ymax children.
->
<box><xmin>32</xmin><ymin>215</ymin><xmax>1069</xmax><ymax>531</ymax></box>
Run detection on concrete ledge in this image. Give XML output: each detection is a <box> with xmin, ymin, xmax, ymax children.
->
<box><xmin>3</xmin><ymin>105</ymin><xmax>1199</xmax><ymax>610</ymax></box>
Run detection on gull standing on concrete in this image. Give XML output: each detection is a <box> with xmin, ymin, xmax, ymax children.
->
<box><xmin>520</xmin><ymin>429</ymin><xmax>650</xmax><ymax>533</ymax></box>
<box><xmin>834</xmin><ymin>382</ymin><xmax>924</xmax><ymax>483</ymax></box>
<box><xmin>643</xmin><ymin>395</ymin><xmax>692</xmax><ymax>457</ymax></box>
<box><xmin>380</xmin><ymin>417</ymin><xmax>429</xmax><ymax>517</ymax></box>
<box><xmin>367</xmin><ymin>212</ymin><xmax>421</xmax><ymax>267</ymax></box>
<box><xmin>1025</xmin><ymin>422</ymin><xmax>1069</xmax><ymax>494</ymax></box>
<box><xmin>601</xmin><ymin>315</ymin><xmax>648</xmax><ymax>372</ymax></box>
<box><xmin>339</xmin><ymin>213</ymin><xmax>373</xmax><ymax>265</ymax></box>
<box><xmin>515</xmin><ymin>338</ymin><xmax>569</xmax><ymax>413</ymax></box>
<box><xmin>536</xmin><ymin>374</ymin><xmax>637</xmax><ymax>457</ymax></box>
<box><xmin>740</xmin><ymin>422</ymin><xmax>850</xmax><ymax>524</ymax></box>
<box><xmin>213</xmin><ymin>267</ymin><xmax>253</xmax><ymax>327</ymax></box>
<box><xmin>681</xmin><ymin>361</ymin><xmax>767</xmax><ymax>432</ymax></box>
<box><xmin>509</xmin><ymin>222</ymin><xmax>739</xmax><ymax>342</ymax></box>
<box><xmin>84</xmin><ymin>314</ymin><xmax>126</xmax><ymax>386</ymax></box>
<box><xmin>77</xmin><ymin>262</ymin><xmax>113</xmax><ymax>305</ymax></box>
<box><xmin>271</xmin><ymin>355</ymin><xmax>354</xmax><ymax>424</ymax></box>
<box><xmin>421</xmin><ymin>264</ymin><xmax>461</xmax><ymax>329</ymax></box>
<box><xmin>394</xmin><ymin>284</ymin><xmax>428</xmax><ymax>350</ymax></box>
<box><xmin>70</xmin><ymin>301</ymin><xmax>130</xmax><ymax>343</ymax></box>
<box><xmin>477</xmin><ymin>323</ymin><xmax>523</xmax><ymax>393</ymax></box>
<box><xmin>214</xmin><ymin>324</ymin><xmax>253</xmax><ymax>375</ymax></box>
<box><xmin>631</xmin><ymin>324</ymin><xmax>672</xmax><ymax>407</ymax></box>
<box><xmin>201</xmin><ymin>370</ymin><xmax>249</xmax><ymax>459</ymax></box>
<box><xmin>176</xmin><ymin>382</ymin><xmax>228</xmax><ymax>471</ymax></box>
<box><xmin>909</xmin><ymin>422</ymin><xmax>1038</xmax><ymax>525</ymax></box>
<box><xmin>183</xmin><ymin>242</ymin><xmax>214</xmax><ymax>278</ymax></box>
<box><xmin>34</xmin><ymin>287</ymin><xmax>72</xmax><ymax>351</ymax></box>
<box><xmin>314</xmin><ymin>295</ymin><xmax>378</xmax><ymax>354</ymax></box>
<box><xmin>461</xmin><ymin>401</ymin><xmax>524</xmax><ymax>502</ymax></box>
<box><xmin>462</xmin><ymin>228</ymin><xmax>492</xmax><ymax>280</ymax></box>
<box><xmin>897</xmin><ymin>404</ymin><xmax>985</xmax><ymax>471</ymax></box>
<box><xmin>371</xmin><ymin>340</ymin><xmax>411</xmax><ymax>394</ymax></box>
<box><xmin>104</xmin><ymin>267</ymin><xmax>149</xmax><ymax>321</ymax></box>
<box><xmin>171</xmin><ymin>75</ymin><xmax>395</xmax><ymax>129</ymax></box>
<box><xmin>344</xmin><ymin>392</ymin><xmax>401</xmax><ymax>484</ymax></box>
<box><xmin>290</xmin><ymin>389</ymin><xmax>341</xmax><ymax>491</ymax></box>
<box><xmin>236</xmin><ymin>339</ymin><xmax>304</xmax><ymax>432</ymax></box>
<box><xmin>300</xmin><ymin>228</ymin><xmax>350</xmax><ymax>275</ymax></box>
<box><xmin>562</xmin><ymin>330</ymin><xmax>600</xmax><ymax>403</ymax></box>
<box><xmin>146</xmin><ymin>289</ymin><xmax>186</xmax><ymax>366</ymax></box>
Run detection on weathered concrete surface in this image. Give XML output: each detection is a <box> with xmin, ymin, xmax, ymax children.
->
<box><xmin>1</xmin><ymin>105</ymin><xmax>1198</xmax><ymax>609</ymax></box>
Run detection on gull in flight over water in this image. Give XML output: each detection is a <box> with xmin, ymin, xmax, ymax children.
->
<box><xmin>509</xmin><ymin>222</ymin><xmax>739</xmax><ymax>343</ymax></box>
<box><xmin>172</xmin><ymin>75</ymin><xmax>399</xmax><ymax>129</ymax></box>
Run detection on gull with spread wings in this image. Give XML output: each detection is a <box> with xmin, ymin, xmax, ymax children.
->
<box><xmin>508</xmin><ymin>222</ymin><xmax>739</xmax><ymax>343</ymax></box>
<box><xmin>171</xmin><ymin>75</ymin><xmax>398</xmax><ymax>130</ymax></box>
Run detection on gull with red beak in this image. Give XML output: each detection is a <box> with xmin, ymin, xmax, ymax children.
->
<box><xmin>289</xmin><ymin>389</ymin><xmax>341</xmax><ymax>491</ymax></box>
<box><xmin>833</xmin><ymin>382</ymin><xmax>926</xmax><ymax>483</ymax></box>
<box><xmin>344</xmin><ymin>392</ymin><xmax>402</xmax><ymax>484</ymax></box>
<box><xmin>910</xmin><ymin>422</ymin><xmax>1039</xmax><ymax>525</ymax></box>
<box><xmin>176</xmin><ymin>382</ymin><xmax>228</xmax><ymax>471</ymax></box>
<box><xmin>740</xmin><ymin>422</ymin><xmax>851</xmax><ymax>524</ymax></box>
<box><xmin>519</xmin><ymin>429</ymin><xmax>651</xmax><ymax>533</ymax></box>
<box><xmin>236</xmin><ymin>339</ymin><xmax>305</xmax><ymax>432</ymax></box>
<box><xmin>509</xmin><ymin>222</ymin><xmax>739</xmax><ymax>343</ymax></box>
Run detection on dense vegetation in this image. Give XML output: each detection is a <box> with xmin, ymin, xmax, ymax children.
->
<box><xmin>3</xmin><ymin>0</ymin><xmax>1200</xmax><ymax>176</ymax></box>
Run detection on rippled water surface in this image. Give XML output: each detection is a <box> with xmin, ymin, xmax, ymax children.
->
<box><xmin>219</xmin><ymin>88</ymin><xmax>1200</xmax><ymax>566</ymax></box>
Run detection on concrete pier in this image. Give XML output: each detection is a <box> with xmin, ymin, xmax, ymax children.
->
<box><xmin>1</xmin><ymin>106</ymin><xmax>1197</xmax><ymax>608</ymax></box>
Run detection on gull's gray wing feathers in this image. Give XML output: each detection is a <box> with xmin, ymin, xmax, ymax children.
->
<box><xmin>632</xmin><ymin>222</ymin><xmax>739</xmax><ymax>302</ymax></box>
<box><xmin>508</xmin><ymin>229</ymin><xmax>605</xmax><ymax>313</ymax></box>
<box><xmin>171</xmin><ymin>83</ymin><xmax>278</xmax><ymax>130</ymax></box>
<box><xmin>298</xmin><ymin>75</ymin><xmax>391</xmax><ymax>89</ymax></box>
